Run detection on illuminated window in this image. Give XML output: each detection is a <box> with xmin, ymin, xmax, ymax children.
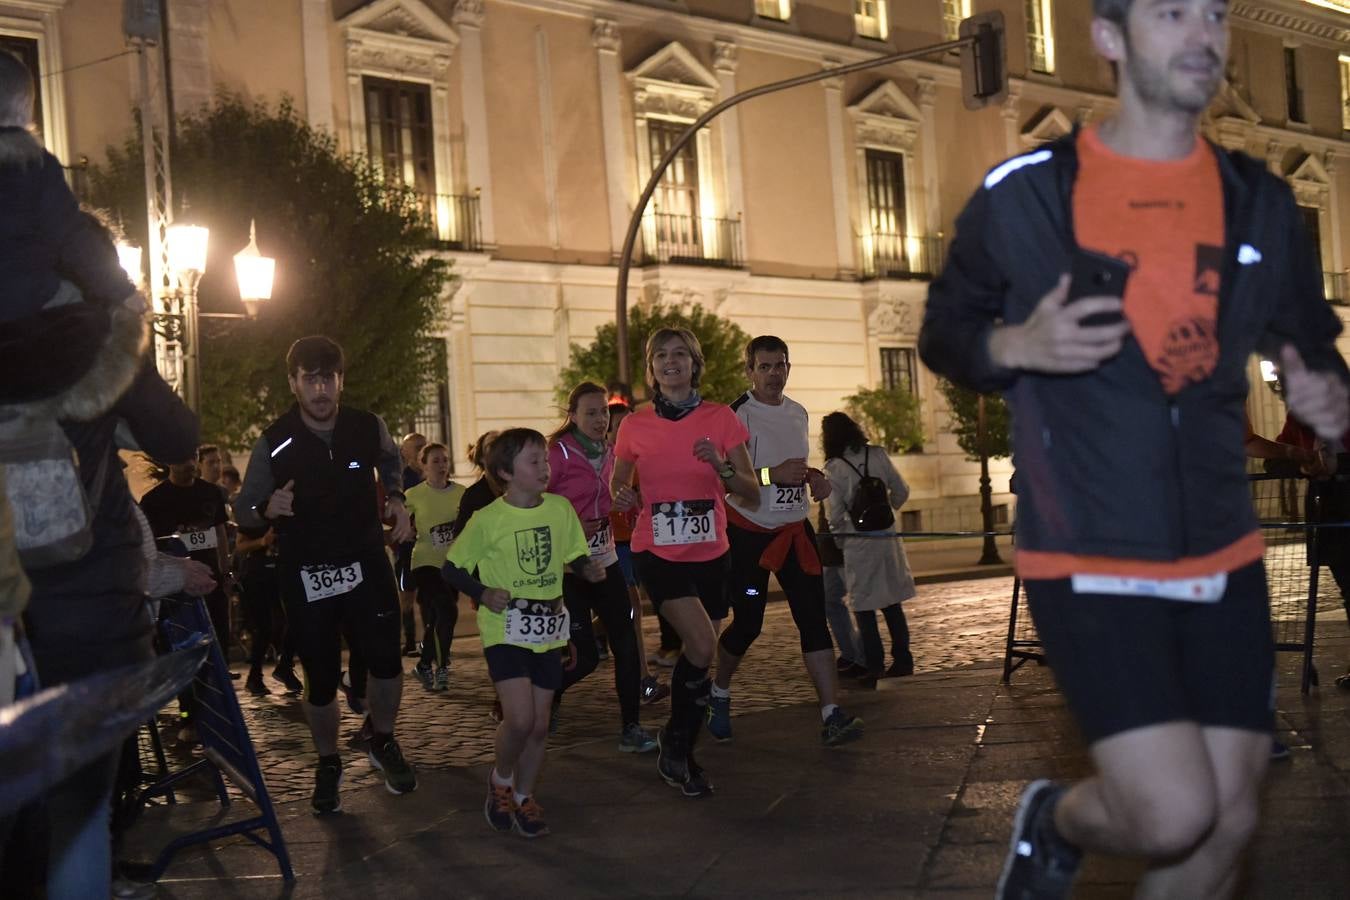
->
<box><xmin>942</xmin><ymin>0</ymin><xmax>972</xmax><ymax>42</ymax></box>
<box><xmin>364</xmin><ymin>77</ymin><xmax>435</xmax><ymax>197</ymax></box>
<box><xmin>1025</xmin><ymin>0</ymin><xmax>1056</xmax><ymax>74</ymax></box>
<box><xmin>856</xmin><ymin>0</ymin><xmax>889</xmax><ymax>40</ymax></box>
<box><xmin>755</xmin><ymin>0</ymin><xmax>791</xmax><ymax>20</ymax></box>
<box><xmin>880</xmin><ymin>347</ymin><xmax>918</xmax><ymax>395</ymax></box>
<box><xmin>1340</xmin><ymin>55</ymin><xmax>1350</xmax><ymax>131</ymax></box>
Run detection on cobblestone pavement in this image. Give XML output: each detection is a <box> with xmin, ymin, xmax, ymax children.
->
<box><xmin>155</xmin><ymin>576</ymin><xmax>1025</xmax><ymax>805</ymax></box>
<box><xmin>157</xmin><ymin>549</ymin><xmax>1350</xmax><ymax>807</ymax></box>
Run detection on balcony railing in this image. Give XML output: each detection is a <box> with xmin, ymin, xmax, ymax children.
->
<box><xmin>414</xmin><ymin>192</ymin><xmax>483</xmax><ymax>252</ymax></box>
<box><xmin>858</xmin><ymin>232</ymin><xmax>944</xmax><ymax>280</ymax></box>
<box><xmin>1325</xmin><ymin>270</ymin><xmax>1348</xmax><ymax>305</ymax></box>
<box><xmin>641</xmin><ymin>212</ymin><xmax>744</xmax><ymax>269</ymax></box>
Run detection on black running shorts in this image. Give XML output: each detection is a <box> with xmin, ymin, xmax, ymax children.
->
<box><xmin>633</xmin><ymin>550</ymin><xmax>729</xmax><ymax>620</ymax></box>
<box><xmin>1025</xmin><ymin>559</ymin><xmax>1275</xmax><ymax>744</ymax></box>
<box><xmin>484</xmin><ymin>644</ymin><xmax>564</xmax><ymax>690</ymax></box>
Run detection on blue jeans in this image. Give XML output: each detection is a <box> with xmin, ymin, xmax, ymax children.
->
<box><xmin>822</xmin><ymin>566</ymin><xmax>863</xmax><ymax>664</ymax></box>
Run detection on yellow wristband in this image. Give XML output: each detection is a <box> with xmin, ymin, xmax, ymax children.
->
<box><xmin>759</xmin><ymin>467</ymin><xmax>772</xmax><ymax>487</ymax></box>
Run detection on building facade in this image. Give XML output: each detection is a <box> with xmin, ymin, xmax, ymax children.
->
<box><xmin>9</xmin><ymin>0</ymin><xmax>1350</xmax><ymax>526</ymax></box>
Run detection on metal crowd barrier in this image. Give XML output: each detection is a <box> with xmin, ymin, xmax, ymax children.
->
<box><xmin>1002</xmin><ymin>473</ymin><xmax>1342</xmax><ymax>695</ymax></box>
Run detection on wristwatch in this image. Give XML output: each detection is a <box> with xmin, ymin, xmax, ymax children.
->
<box><xmin>717</xmin><ymin>461</ymin><xmax>735</xmax><ymax>480</ymax></box>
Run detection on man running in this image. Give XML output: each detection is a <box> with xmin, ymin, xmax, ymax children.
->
<box><xmin>920</xmin><ymin>1</ymin><xmax>1350</xmax><ymax>896</ymax></box>
<box><xmin>396</xmin><ymin>432</ymin><xmax>427</xmax><ymax>655</ymax></box>
<box><xmin>708</xmin><ymin>335</ymin><xmax>863</xmax><ymax>746</ymax></box>
<box><xmin>236</xmin><ymin>335</ymin><xmax>418</xmax><ymax>813</ymax></box>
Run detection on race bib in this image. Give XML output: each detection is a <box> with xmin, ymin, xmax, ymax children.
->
<box><xmin>1070</xmin><ymin>572</ymin><xmax>1227</xmax><ymax>604</ymax></box>
<box><xmin>587</xmin><ymin>520</ymin><xmax>615</xmax><ymax>558</ymax></box>
<box><xmin>429</xmin><ymin>522</ymin><xmax>456</xmax><ymax>548</ymax></box>
<box><xmin>650</xmin><ymin>500</ymin><xmax>716</xmax><ymax>546</ymax></box>
<box><xmin>503</xmin><ymin>602</ymin><xmax>570</xmax><ymax>647</ymax></box>
<box><xmin>181</xmin><ymin>528</ymin><xmax>218</xmax><ymax>551</ymax></box>
<box><xmin>301</xmin><ymin>562</ymin><xmax>364</xmax><ymax>602</ymax></box>
<box><xmin>769</xmin><ymin>485</ymin><xmax>806</xmax><ymax>513</ymax></box>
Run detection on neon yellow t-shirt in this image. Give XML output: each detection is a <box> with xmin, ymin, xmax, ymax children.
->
<box><xmin>405</xmin><ymin>481</ymin><xmax>466</xmax><ymax>570</ymax></box>
<box><xmin>445</xmin><ymin>493</ymin><xmax>589</xmax><ymax>652</ymax></box>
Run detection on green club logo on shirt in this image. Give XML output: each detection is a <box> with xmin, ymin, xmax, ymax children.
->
<box><xmin>514</xmin><ymin>526</ymin><xmax>553</xmax><ymax>576</ymax></box>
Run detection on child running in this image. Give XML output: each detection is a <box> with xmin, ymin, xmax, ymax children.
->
<box><xmin>440</xmin><ymin>428</ymin><xmax>603</xmax><ymax>838</ymax></box>
<box><xmin>403</xmin><ymin>442</ymin><xmax>465</xmax><ymax>692</ymax></box>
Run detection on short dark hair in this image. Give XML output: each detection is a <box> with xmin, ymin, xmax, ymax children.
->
<box><xmin>484</xmin><ymin>428</ymin><xmax>546</xmax><ymax>493</ymax></box>
<box><xmin>419</xmin><ymin>441</ymin><xmax>449</xmax><ymax>465</ymax></box>
<box><xmin>820</xmin><ymin>411</ymin><xmax>869</xmax><ymax>460</ymax></box>
<box><xmin>286</xmin><ymin>335</ymin><xmax>345</xmax><ymax>377</ymax></box>
<box><xmin>744</xmin><ymin>335</ymin><xmax>789</xmax><ymax>371</ymax></box>
<box><xmin>1093</xmin><ymin>0</ymin><xmax>1132</xmax><ymax>25</ymax></box>
<box><xmin>197</xmin><ymin>444</ymin><xmax>219</xmax><ymax>461</ymax></box>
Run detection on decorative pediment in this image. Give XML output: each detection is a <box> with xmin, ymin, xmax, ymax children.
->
<box><xmin>1020</xmin><ymin>106</ymin><xmax>1075</xmax><ymax>147</ymax></box>
<box><xmin>341</xmin><ymin>0</ymin><xmax>456</xmax><ymax>83</ymax></box>
<box><xmin>628</xmin><ymin>43</ymin><xmax>719</xmax><ymax>119</ymax></box>
<box><xmin>1208</xmin><ymin>78</ymin><xmax>1261</xmax><ymax>125</ymax></box>
<box><xmin>1288</xmin><ymin>152</ymin><xmax>1331</xmax><ymax>207</ymax></box>
<box><xmin>340</xmin><ymin>0</ymin><xmax>458</xmax><ymax>44</ymax></box>
<box><xmin>848</xmin><ymin>81</ymin><xmax>921</xmax><ymax>152</ymax></box>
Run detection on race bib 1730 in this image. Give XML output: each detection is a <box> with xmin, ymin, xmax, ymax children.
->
<box><xmin>301</xmin><ymin>562</ymin><xmax>364</xmax><ymax>602</ymax></box>
<box><xmin>650</xmin><ymin>500</ymin><xmax>716</xmax><ymax>546</ymax></box>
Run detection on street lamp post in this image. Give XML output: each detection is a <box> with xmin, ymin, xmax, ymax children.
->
<box><xmin>121</xmin><ymin>221</ymin><xmax>275</xmax><ymax>414</ymax></box>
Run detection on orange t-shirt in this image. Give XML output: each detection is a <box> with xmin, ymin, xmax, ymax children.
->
<box><xmin>1015</xmin><ymin>126</ymin><xmax>1263</xmax><ymax>581</ymax></box>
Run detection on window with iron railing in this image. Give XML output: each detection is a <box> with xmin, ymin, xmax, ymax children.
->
<box><xmin>942</xmin><ymin>0</ymin><xmax>971</xmax><ymax>42</ymax></box>
<box><xmin>855</xmin><ymin>0</ymin><xmax>888</xmax><ymax>40</ymax></box>
<box><xmin>859</xmin><ymin>149</ymin><xmax>943</xmax><ymax>279</ymax></box>
<box><xmin>364</xmin><ymin>77</ymin><xmax>435</xmax><ymax>197</ymax></box>
<box><xmin>407</xmin><ymin>338</ymin><xmax>452</xmax><ymax>456</ymax></box>
<box><xmin>880</xmin><ymin>347</ymin><xmax>918</xmax><ymax>396</ymax></box>
<box><xmin>1025</xmin><ymin>0</ymin><xmax>1056</xmax><ymax>74</ymax></box>
<box><xmin>641</xmin><ymin>119</ymin><xmax>744</xmax><ymax>268</ymax></box>
<box><xmin>755</xmin><ymin>0</ymin><xmax>791</xmax><ymax>20</ymax></box>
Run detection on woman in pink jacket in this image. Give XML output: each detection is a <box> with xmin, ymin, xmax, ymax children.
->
<box><xmin>546</xmin><ymin>381</ymin><xmax>658</xmax><ymax>754</ymax></box>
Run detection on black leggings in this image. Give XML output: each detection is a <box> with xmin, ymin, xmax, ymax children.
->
<box><xmin>559</xmin><ymin>561</ymin><xmax>642</xmax><ymax>727</ymax></box>
<box><xmin>854</xmin><ymin>604</ymin><xmax>912</xmax><ymax>675</ymax></box>
<box><xmin>413</xmin><ymin>566</ymin><xmax>459</xmax><ymax>668</ymax></box>
<box><xmin>240</xmin><ymin>563</ymin><xmax>282</xmax><ymax>671</ymax></box>
<box><xmin>720</xmin><ymin>522</ymin><xmax>834</xmax><ymax>658</ymax></box>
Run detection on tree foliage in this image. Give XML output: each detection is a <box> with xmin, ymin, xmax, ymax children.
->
<box><xmin>844</xmin><ymin>386</ymin><xmax>925</xmax><ymax>454</ymax></box>
<box><xmin>555</xmin><ymin>303</ymin><xmax>752</xmax><ymax>405</ymax></box>
<box><xmin>937</xmin><ymin>379</ymin><xmax>1012</xmax><ymax>461</ymax></box>
<box><xmin>86</xmin><ymin>95</ymin><xmax>451</xmax><ymax>451</ymax></box>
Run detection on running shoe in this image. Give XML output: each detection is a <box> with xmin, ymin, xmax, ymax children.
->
<box><xmin>641</xmin><ymin>675</ymin><xmax>670</xmax><ymax>705</ymax></box>
<box><xmin>271</xmin><ymin>665</ymin><xmax>303</xmax><ymax>694</ymax></box>
<box><xmin>512</xmin><ymin>797</ymin><xmax>551</xmax><ymax>838</ymax></box>
<box><xmin>244</xmin><ymin>671</ymin><xmax>270</xmax><ymax>696</ymax></box>
<box><xmin>367</xmin><ymin>737</ymin><xmax>418</xmax><ymax>795</ymax></box>
<box><xmin>412</xmin><ymin>659</ymin><xmax>435</xmax><ymax>689</ymax></box>
<box><xmin>835</xmin><ymin>656</ymin><xmax>856</xmax><ymax>673</ymax></box>
<box><xmin>653</xmin><ymin>648</ymin><xmax>679</xmax><ymax>668</ymax></box>
<box><xmin>311</xmin><ymin>757</ymin><xmax>343</xmax><ymax>815</ymax></box>
<box><xmin>339</xmin><ymin>670</ymin><xmax>366</xmax><ymax>715</ymax></box>
<box><xmin>682</xmin><ymin>753</ymin><xmax>715</xmax><ymax>799</ymax></box>
<box><xmin>176</xmin><ymin>725</ymin><xmax>199</xmax><ymax>746</ymax></box>
<box><xmin>1336</xmin><ymin>668</ymin><xmax>1350</xmax><ymax>690</ymax></box>
<box><xmin>821</xmin><ymin>708</ymin><xmax>865</xmax><ymax>746</ymax></box>
<box><xmin>484</xmin><ymin>780</ymin><xmax>515</xmax><ymax>832</ymax></box>
<box><xmin>402</xmin><ymin>640</ymin><xmax>420</xmax><ymax>658</ymax></box>
<box><xmin>595</xmin><ymin>634</ymin><xmax>610</xmax><ymax>661</ymax></box>
<box><xmin>656</xmin><ymin>727</ymin><xmax>690</xmax><ymax>788</ymax></box>
<box><xmin>433</xmin><ymin>666</ymin><xmax>450</xmax><ymax>692</ymax></box>
<box><xmin>619</xmin><ymin>722</ymin><xmax>658</xmax><ymax>753</ymax></box>
<box><xmin>855</xmin><ymin>674</ymin><xmax>879</xmax><ymax>691</ymax></box>
<box><xmin>1271</xmin><ymin>739</ymin><xmax>1291</xmax><ymax>760</ymax></box>
<box><xmin>706</xmin><ymin>694</ymin><xmax>733</xmax><ymax>742</ymax></box>
<box><xmin>995</xmin><ymin>780</ymin><xmax>1081</xmax><ymax>900</ymax></box>
<box><xmin>357</xmin><ymin>714</ymin><xmax>374</xmax><ymax>743</ymax></box>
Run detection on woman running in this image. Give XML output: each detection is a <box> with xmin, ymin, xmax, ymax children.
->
<box><xmin>547</xmin><ymin>383</ymin><xmax>657</xmax><ymax>753</ymax></box>
<box><xmin>611</xmin><ymin>328</ymin><xmax>759</xmax><ymax>798</ymax></box>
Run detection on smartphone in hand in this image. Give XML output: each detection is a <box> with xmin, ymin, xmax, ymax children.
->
<box><xmin>1068</xmin><ymin>248</ymin><xmax>1130</xmax><ymax>326</ymax></box>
